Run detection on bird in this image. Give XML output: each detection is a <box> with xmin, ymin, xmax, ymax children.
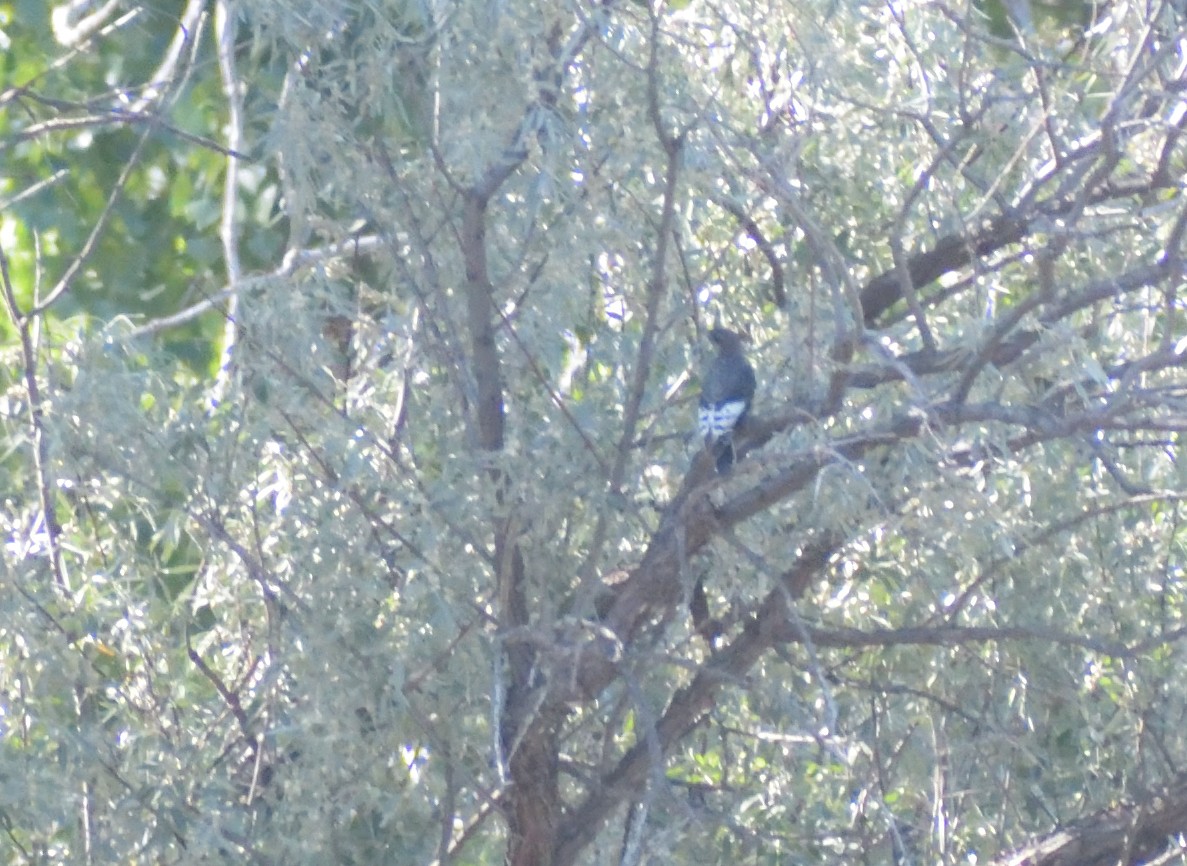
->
<box><xmin>698</xmin><ymin>327</ymin><xmax>756</xmax><ymax>473</ymax></box>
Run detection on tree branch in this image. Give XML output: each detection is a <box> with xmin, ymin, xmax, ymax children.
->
<box><xmin>987</xmin><ymin>776</ymin><xmax>1187</xmax><ymax>866</ymax></box>
<box><xmin>0</xmin><ymin>240</ymin><xmax>69</xmax><ymax>591</ymax></box>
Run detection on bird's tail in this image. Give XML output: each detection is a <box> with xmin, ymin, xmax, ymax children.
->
<box><xmin>712</xmin><ymin>436</ymin><xmax>736</xmax><ymax>473</ymax></box>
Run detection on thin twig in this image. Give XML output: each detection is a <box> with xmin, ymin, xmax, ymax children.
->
<box><xmin>0</xmin><ymin>240</ymin><xmax>69</xmax><ymax>591</ymax></box>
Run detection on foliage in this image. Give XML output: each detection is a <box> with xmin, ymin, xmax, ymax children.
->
<box><xmin>3</xmin><ymin>1</ymin><xmax>1187</xmax><ymax>865</ymax></box>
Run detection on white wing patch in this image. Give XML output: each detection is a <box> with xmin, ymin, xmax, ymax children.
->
<box><xmin>698</xmin><ymin>399</ymin><xmax>748</xmax><ymax>440</ymax></box>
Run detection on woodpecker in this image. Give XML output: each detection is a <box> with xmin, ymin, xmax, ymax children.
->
<box><xmin>697</xmin><ymin>327</ymin><xmax>756</xmax><ymax>473</ymax></box>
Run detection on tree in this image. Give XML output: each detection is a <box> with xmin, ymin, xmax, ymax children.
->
<box><xmin>3</xmin><ymin>0</ymin><xmax>1187</xmax><ymax>864</ymax></box>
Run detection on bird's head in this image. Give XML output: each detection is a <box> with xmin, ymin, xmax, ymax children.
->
<box><xmin>708</xmin><ymin>327</ymin><xmax>747</xmax><ymax>355</ymax></box>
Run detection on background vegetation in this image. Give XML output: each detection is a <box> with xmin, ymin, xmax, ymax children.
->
<box><xmin>3</xmin><ymin>1</ymin><xmax>1187</xmax><ymax>864</ymax></box>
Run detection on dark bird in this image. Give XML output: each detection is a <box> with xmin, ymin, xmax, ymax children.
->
<box><xmin>698</xmin><ymin>327</ymin><xmax>756</xmax><ymax>473</ymax></box>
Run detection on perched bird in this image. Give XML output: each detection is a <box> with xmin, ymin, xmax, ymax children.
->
<box><xmin>698</xmin><ymin>327</ymin><xmax>756</xmax><ymax>473</ymax></box>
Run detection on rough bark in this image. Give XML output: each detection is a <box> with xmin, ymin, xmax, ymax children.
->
<box><xmin>991</xmin><ymin>777</ymin><xmax>1187</xmax><ymax>866</ymax></box>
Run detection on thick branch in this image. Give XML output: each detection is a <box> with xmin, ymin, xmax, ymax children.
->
<box><xmin>555</xmin><ymin>539</ymin><xmax>840</xmax><ymax>866</ymax></box>
<box><xmin>989</xmin><ymin>776</ymin><xmax>1187</xmax><ymax>866</ymax></box>
<box><xmin>859</xmin><ymin>168</ymin><xmax>1178</xmax><ymax>329</ymax></box>
<box><xmin>462</xmin><ymin>193</ymin><xmax>507</xmax><ymax>453</ymax></box>
<box><xmin>860</xmin><ymin>213</ymin><xmax>1029</xmax><ymax>326</ymax></box>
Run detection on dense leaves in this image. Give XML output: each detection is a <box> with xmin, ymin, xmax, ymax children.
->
<box><xmin>3</xmin><ymin>1</ymin><xmax>1187</xmax><ymax>865</ymax></box>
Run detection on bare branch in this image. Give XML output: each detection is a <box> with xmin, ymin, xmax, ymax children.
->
<box><xmin>712</xmin><ymin>194</ymin><xmax>787</xmax><ymax>309</ymax></box>
<box><xmin>0</xmin><ymin>240</ymin><xmax>69</xmax><ymax>591</ymax></box>
<box><xmin>213</xmin><ymin>0</ymin><xmax>246</xmax><ymax>401</ymax></box>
